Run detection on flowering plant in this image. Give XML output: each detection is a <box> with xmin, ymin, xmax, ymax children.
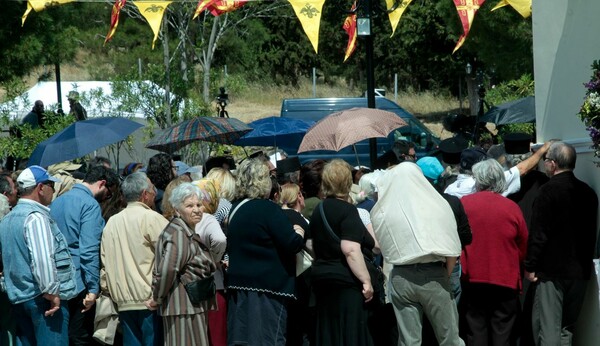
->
<box><xmin>578</xmin><ymin>60</ymin><xmax>600</xmax><ymax>159</ymax></box>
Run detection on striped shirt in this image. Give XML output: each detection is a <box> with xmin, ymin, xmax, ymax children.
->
<box><xmin>23</xmin><ymin>205</ymin><xmax>60</xmax><ymax>296</ymax></box>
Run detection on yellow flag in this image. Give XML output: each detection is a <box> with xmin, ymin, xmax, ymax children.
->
<box><xmin>491</xmin><ymin>0</ymin><xmax>531</xmax><ymax>18</ymax></box>
<box><xmin>386</xmin><ymin>0</ymin><xmax>413</xmax><ymax>37</ymax></box>
<box><xmin>133</xmin><ymin>1</ymin><xmax>172</xmax><ymax>49</ymax></box>
<box><xmin>288</xmin><ymin>0</ymin><xmax>325</xmax><ymax>53</ymax></box>
<box><xmin>22</xmin><ymin>0</ymin><xmax>75</xmax><ymax>26</ymax></box>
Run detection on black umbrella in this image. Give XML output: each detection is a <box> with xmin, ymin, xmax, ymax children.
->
<box><xmin>479</xmin><ymin>96</ymin><xmax>535</xmax><ymax>124</ymax></box>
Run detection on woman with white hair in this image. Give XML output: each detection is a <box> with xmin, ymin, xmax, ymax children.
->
<box><xmin>226</xmin><ymin>158</ymin><xmax>304</xmax><ymax>345</ymax></box>
<box><xmin>460</xmin><ymin>159</ymin><xmax>528</xmax><ymax>345</ymax></box>
<box><xmin>149</xmin><ymin>183</ymin><xmax>216</xmax><ymax>346</ymax></box>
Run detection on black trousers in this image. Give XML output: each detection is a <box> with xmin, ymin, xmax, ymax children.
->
<box><xmin>464</xmin><ymin>283</ymin><xmax>520</xmax><ymax>346</ymax></box>
<box><xmin>68</xmin><ymin>290</ymin><xmax>101</xmax><ymax>346</ymax></box>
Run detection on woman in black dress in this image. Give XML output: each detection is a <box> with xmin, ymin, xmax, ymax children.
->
<box><xmin>310</xmin><ymin>159</ymin><xmax>376</xmax><ymax>346</ymax></box>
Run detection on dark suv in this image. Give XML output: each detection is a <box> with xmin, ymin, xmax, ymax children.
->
<box><xmin>280</xmin><ymin>97</ymin><xmax>439</xmax><ymax>166</ymax></box>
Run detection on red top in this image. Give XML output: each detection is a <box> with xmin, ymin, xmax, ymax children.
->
<box><xmin>461</xmin><ymin>191</ymin><xmax>528</xmax><ymax>291</ymax></box>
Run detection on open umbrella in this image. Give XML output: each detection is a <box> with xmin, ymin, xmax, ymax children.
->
<box><xmin>28</xmin><ymin>117</ymin><xmax>144</xmax><ymax>167</ymax></box>
<box><xmin>146</xmin><ymin>116</ymin><xmax>252</xmax><ymax>153</ymax></box>
<box><xmin>234</xmin><ymin>116</ymin><xmax>314</xmax><ymax>150</ymax></box>
<box><xmin>298</xmin><ymin>107</ymin><xmax>407</xmax><ymax>153</ymax></box>
<box><xmin>479</xmin><ymin>96</ymin><xmax>535</xmax><ymax>125</ymax></box>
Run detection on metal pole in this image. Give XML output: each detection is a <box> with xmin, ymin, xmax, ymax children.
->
<box><xmin>394</xmin><ymin>73</ymin><xmax>398</xmax><ymax>103</ymax></box>
<box><xmin>55</xmin><ymin>63</ymin><xmax>63</xmax><ymax>111</ymax></box>
<box><xmin>312</xmin><ymin>67</ymin><xmax>316</xmax><ymax>98</ymax></box>
<box><xmin>458</xmin><ymin>76</ymin><xmax>463</xmax><ymax>113</ymax></box>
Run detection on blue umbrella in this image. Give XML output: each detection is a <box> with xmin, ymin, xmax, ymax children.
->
<box><xmin>234</xmin><ymin>116</ymin><xmax>314</xmax><ymax>150</ymax></box>
<box><xmin>29</xmin><ymin>117</ymin><xmax>144</xmax><ymax>167</ymax></box>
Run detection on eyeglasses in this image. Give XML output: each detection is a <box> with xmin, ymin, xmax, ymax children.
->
<box><xmin>41</xmin><ymin>181</ymin><xmax>55</xmax><ymax>190</ymax></box>
<box><xmin>543</xmin><ymin>156</ymin><xmax>555</xmax><ymax>162</ymax></box>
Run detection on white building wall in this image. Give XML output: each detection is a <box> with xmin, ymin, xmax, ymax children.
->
<box><xmin>533</xmin><ymin>0</ymin><xmax>600</xmax><ymax>343</ymax></box>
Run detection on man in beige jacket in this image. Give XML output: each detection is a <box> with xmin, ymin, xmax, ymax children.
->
<box><xmin>100</xmin><ymin>172</ymin><xmax>168</xmax><ymax>345</ymax></box>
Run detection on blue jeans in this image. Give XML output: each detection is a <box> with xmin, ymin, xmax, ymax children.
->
<box><xmin>119</xmin><ymin>310</ymin><xmax>162</xmax><ymax>346</ymax></box>
<box><xmin>450</xmin><ymin>261</ymin><xmax>462</xmax><ymax>304</ymax></box>
<box><xmin>12</xmin><ymin>295</ymin><xmax>69</xmax><ymax>346</ymax></box>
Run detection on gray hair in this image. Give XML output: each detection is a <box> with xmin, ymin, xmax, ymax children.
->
<box><xmin>169</xmin><ymin>183</ymin><xmax>202</xmax><ymax>211</ymax></box>
<box><xmin>472</xmin><ymin>159</ymin><xmax>507</xmax><ymax>193</ymax></box>
<box><xmin>235</xmin><ymin>158</ymin><xmax>271</xmax><ymax>200</ymax></box>
<box><xmin>506</xmin><ymin>152</ymin><xmax>532</xmax><ymax>168</ymax></box>
<box><xmin>547</xmin><ymin>141</ymin><xmax>576</xmax><ymax>170</ymax></box>
<box><xmin>0</xmin><ymin>194</ymin><xmax>9</xmax><ymax>219</ymax></box>
<box><xmin>121</xmin><ymin>172</ymin><xmax>150</xmax><ymax>202</ymax></box>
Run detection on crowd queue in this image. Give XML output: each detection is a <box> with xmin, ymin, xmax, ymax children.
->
<box><xmin>0</xmin><ymin>134</ymin><xmax>597</xmax><ymax>346</ymax></box>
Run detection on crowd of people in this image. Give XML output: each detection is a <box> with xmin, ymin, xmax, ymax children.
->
<box><xmin>0</xmin><ymin>134</ymin><xmax>597</xmax><ymax>346</ymax></box>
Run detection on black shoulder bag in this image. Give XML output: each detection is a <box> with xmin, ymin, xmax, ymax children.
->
<box><xmin>318</xmin><ymin>202</ymin><xmax>385</xmax><ymax>300</ymax></box>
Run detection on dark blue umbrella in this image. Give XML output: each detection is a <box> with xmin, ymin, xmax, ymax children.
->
<box><xmin>29</xmin><ymin>117</ymin><xmax>144</xmax><ymax>167</ymax></box>
<box><xmin>234</xmin><ymin>116</ymin><xmax>314</xmax><ymax>150</ymax></box>
<box><xmin>479</xmin><ymin>96</ymin><xmax>535</xmax><ymax>124</ymax></box>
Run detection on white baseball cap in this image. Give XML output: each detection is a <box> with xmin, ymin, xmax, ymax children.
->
<box><xmin>17</xmin><ymin>165</ymin><xmax>60</xmax><ymax>189</ymax></box>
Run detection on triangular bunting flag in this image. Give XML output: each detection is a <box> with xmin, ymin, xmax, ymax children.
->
<box><xmin>452</xmin><ymin>0</ymin><xmax>486</xmax><ymax>53</ymax></box>
<box><xmin>193</xmin><ymin>0</ymin><xmax>218</xmax><ymax>19</ymax></box>
<box><xmin>105</xmin><ymin>0</ymin><xmax>127</xmax><ymax>44</ymax></box>
<box><xmin>491</xmin><ymin>0</ymin><xmax>531</xmax><ymax>18</ymax></box>
<box><xmin>342</xmin><ymin>2</ymin><xmax>357</xmax><ymax>62</ymax></box>
<box><xmin>194</xmin><ymin>0</ymin><xmax>247</xmax><ymax>19</ymax></box>
<box><xmin>209</xmin><ymin>0</ymin><xmax>248</xmax><ymax>16</ymax></box>
<box><xmin>386</xmin><ymin>0</ymin><xmax>413</xmax><ymax>37</ymax></box>
<box><xmin>22</xmin><ymin>0</ymin><xmax>75</xmax><ymax>26</ymax></box>
<box><xmin>133</xmin><ymin>1</ymin><xmax>172</xmax><ymax>49</ymax></box>
<box><xmin>288</xmin><ymin>0</ymin><xmax>326</xmax><ymax>53</ymax></box>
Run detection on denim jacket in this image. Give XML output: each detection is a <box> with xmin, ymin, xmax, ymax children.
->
<box><xmin>0</xmin><ymin>200</ymin><xmax>78</xmax><ymax>304</ymax></box>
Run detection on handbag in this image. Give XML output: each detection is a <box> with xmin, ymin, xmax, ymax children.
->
<box><xmin>184</xmin><ymin>276</ymin><xmax>216</xmax><ymax>305</ymax></box>
<box><xmin>296</xmin><ymin>248</ymin><xmax>313</xmax><ymax>276</ymax></box>
<box><xmin>318</xmin><ymin>202</ymin><xmax>385</xmax><ymax>296</ymax></box>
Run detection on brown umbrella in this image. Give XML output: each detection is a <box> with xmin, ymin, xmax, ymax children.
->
<box><xmin>297</xmin><ymin>107</ymin><xmax>408</xmax><ymax>153</ymax></box>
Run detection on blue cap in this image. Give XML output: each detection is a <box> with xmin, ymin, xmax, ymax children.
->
<box><xmin>416</xmin><ymin>157</ymin><xmax>444</xmax><ymax>181</ymax></box>
<box><xmin>18</xmin><ymin>165</ymin><xmax>60</xmax><ymax>189</ymax></box>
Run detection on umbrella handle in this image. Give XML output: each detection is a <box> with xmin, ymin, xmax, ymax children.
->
<box><xmin>352</xmin><ymin>144</ymin><xmax>360</xmax><ymax>167</ymax></box>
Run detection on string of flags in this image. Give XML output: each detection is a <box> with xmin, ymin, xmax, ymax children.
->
<box><xmin>20</xmin><ymin>0</ymin><xmax>532</xmax><ymax>59</ymax></box>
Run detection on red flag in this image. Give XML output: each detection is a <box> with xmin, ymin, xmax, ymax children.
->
<box><xmin>209</xmin><ymin>0</ymin><xmax>248</xmax><ymax>16</ymax></box>
<box><xmin>105</xmin><ymin>0</ymin><xmax>127</xmax><ymax>44</ymax></box>
<box><xmin>343</xmin><ymin>2</ymin><xmax>358</xmax><ymax>62</ymax></box>
<box><xmin>452</xmin><ymin>0</ymin><xmax>485</xmax><ymax>53</ymax></box>
<box><xmin>194</xmin><ymin>0</ymin><xmax>218</xmax><ymax>19</ymax></box>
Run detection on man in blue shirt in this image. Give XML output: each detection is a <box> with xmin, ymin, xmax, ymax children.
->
<box><xmin>50</xmin><ymin>165</ymin><xmax>119</xmax><ymax>345</ymax></box>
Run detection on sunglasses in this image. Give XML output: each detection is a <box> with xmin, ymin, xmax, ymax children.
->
<box><xmin>41</xmin><ymin>180</ymin><xmax>55</xmax><ymax>190</ymax></box>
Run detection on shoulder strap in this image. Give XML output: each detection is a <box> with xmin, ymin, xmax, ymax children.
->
<box><xmin>319</xmin><ymin>201</ymin><xmax>341</xmax><ymax>244</ymax></box>
<box><xmin>228</xmin><ymin>198</ymin><xmax>250</xmax><ymax>224</ymax></box>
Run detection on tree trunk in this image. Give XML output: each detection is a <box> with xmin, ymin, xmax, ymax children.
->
<box><xmin>162</xmin><ymin>18</ymin><xmax>172</xmax><ymax>127</ymax></box>
<box><xmin>202</xmin><ymin>16</ymin><xmax>220</xmax><ymax>104</ymax></box>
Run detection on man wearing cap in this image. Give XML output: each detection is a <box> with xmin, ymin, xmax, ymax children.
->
<box><xmin>50</xmin><ymin>165</ymin><xmax>119</xmax><ymax>345</ymax></box>
<box><xmin>67</xmin><ymin>91</ymin><xmax>87</xmax><ymax>121</ymax></box>
<box><xmin>174</xmin><ymin>160</ymin><xmax>201</xmax><ymax>182</ymax></box>
<box><xmin>276</xmin><ymin>156</ymin><xmax>301</xmax><ymax>185</ymax></box>
<box><xmin>444</xmin><ymin>140</ymin><xmax>552</xmax><ymax>199</ymax></box>
<box><xmin>0</xmin><ymin>166</ymin><xmax>78</xmax><ymax>345</ymax></box>
<box><xmin>525</xmin><ymin>141</ymin><xmax>598</xmax><ymax>346</ymax></box>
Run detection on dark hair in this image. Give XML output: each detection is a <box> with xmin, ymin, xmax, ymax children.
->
<box><xmin>84</xmin><ymin>166</ymin><xmax>120</xmax><ymax>188</ymax></box>
<box><xmin>146</xmin><ymin>153</ymin><xmax>174</xmax><ymax>191</ymax></box>
<box><xmin>269</xmin><ymin>176</ymin><xmax>281</xmax><ymax>202</ymax></box>
<box><xmin>88</xmin><ymin>156</ymin><xmax>112</xmax><ymax>169</ymax></box>
<box><xmin>300</xmin><ymin>159</ymin><xmax>326</xmax><ymax>198</ymax></box>
<box><xmin>0</xmin><ymin>173</ymin><xmax>12</xmax><ymax>195</ymax></box>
